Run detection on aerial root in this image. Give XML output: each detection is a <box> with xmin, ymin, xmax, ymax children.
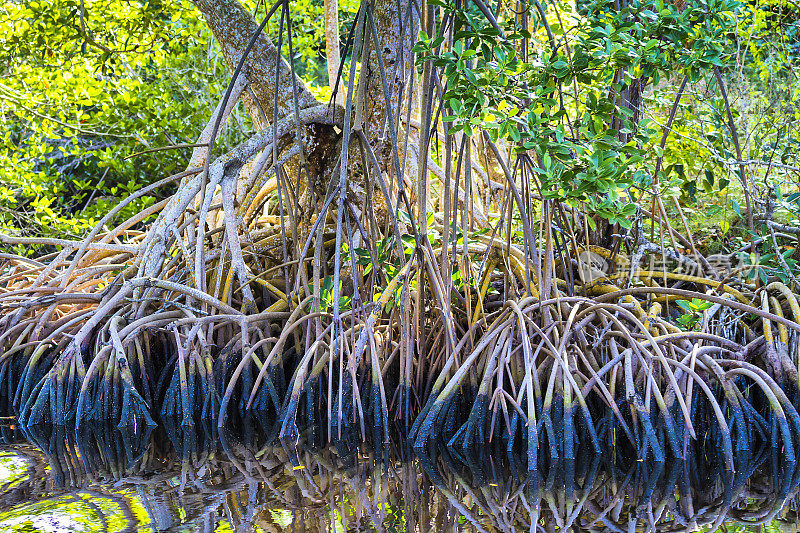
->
<box><xmin>408</xmin><ymin>292</ymin><xmax>800</xmax><ymax>471</ymax></box>
<box><xmin>4</xmin><ymin>250</ymin><xmax>800</xmax><ymax>475</ymax></box>
<box><xmin>3</xmin><ymin>148</ymin><xmax>800</xmax><ymax>469</ymax></box>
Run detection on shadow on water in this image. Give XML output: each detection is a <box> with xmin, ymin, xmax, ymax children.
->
<box><xmin>0</xmin><ymin>420</ymin><xmax>799</xmax><ymax>531</ymax></box>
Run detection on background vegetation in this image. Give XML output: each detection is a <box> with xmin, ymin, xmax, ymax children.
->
<box><xmin>0</xmin><ymin>0</ymin><xmax>357</xmax><ymax>253</ymax></box>
<box><xmin>2</xmin><ymin>0</ymin><xmax>799</xmax><ymax>265</ymax></box>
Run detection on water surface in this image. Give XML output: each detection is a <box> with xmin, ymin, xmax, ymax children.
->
<box><xmin>0</xmin><ymin>421</ymin><xmax>798</xmax><ymax>532</ymax></box>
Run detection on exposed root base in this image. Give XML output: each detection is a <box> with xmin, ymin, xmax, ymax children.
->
<box><xmin>3</xmin><ymin>280</ymin><xmax>800</xmax><ymax>473</ymax></box>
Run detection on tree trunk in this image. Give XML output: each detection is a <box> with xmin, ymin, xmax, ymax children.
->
<box><xmin>191</xmin><ymin>0</ymin><xmax>416</xmax><ymax>166</ymax></box>
<box><xmin>192</xmin><ymin>0</ymin><xmax>319</xmax><ymax>129</ymax></box>
<box><xmin>324</xmin><ymin>0</ymin><xmax>343</xmax><ymax>104</ymax></box>
<box><xmin>360</xmin><ymin>0</ymin><xmax>417</xmax><ymax>170</ymax></box>
<box><xmin>191</xmin><ymin>0</ymin><xmax>417</xmax><ymax>222</ymax></box>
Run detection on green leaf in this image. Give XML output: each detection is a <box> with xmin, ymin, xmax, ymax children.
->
<box><xmin>730</xmin><ymin>199</ymin><xmax>741</xmax><ymax>217</ymax></box>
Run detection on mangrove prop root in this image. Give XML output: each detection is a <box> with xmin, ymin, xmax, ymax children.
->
<box><xmin>1</xmin><ymin>59</ymin><xmax>799</xmax><ymax>471</ymax></box>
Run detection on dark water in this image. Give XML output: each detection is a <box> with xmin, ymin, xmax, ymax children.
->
<box><xmin>0</xmin><ymin>421</ymin><xmax>798</xmax><ymax>532</ymax></box>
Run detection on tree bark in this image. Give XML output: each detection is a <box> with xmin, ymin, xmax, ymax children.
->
<box><xmin>361</xmin><ymin>0</ymin><xmax>417</xmax><ymax>171</ymax></box>
<box><xmin>192</xmin><ymin>0</ymin><xmax>319</xmax><ymax>130</ymax></box>
<box><xmin>190</xmin><ymin>0</ymin><xmax>418</xmax><ymax>219</ymax></box>
<box><xmin>324</xmin><ymin>0</ymin><xmax>343</xmax><ymax>104</ymax></box>
<box><xmin>193</xmin><ymin>0</ymin><xmax>416</xmax><ymax>154</ymax></box>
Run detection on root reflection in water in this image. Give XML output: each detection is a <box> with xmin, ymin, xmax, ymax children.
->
<box><xmin>0</xmin><ymin>421</ymin><xmax>799</xmax><ymax>532</ymax></box>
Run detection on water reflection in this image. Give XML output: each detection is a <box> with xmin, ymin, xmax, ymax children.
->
<box><xmin>0</xmin><ymin>422</ymin><xmax>799</xmax><ymax>532</ymax></box>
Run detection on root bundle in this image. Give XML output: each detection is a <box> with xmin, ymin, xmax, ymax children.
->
<box><xmin>1</xmin><ymin>0</ymin><xmax>799</xmax><ymax>475</ymax></box>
